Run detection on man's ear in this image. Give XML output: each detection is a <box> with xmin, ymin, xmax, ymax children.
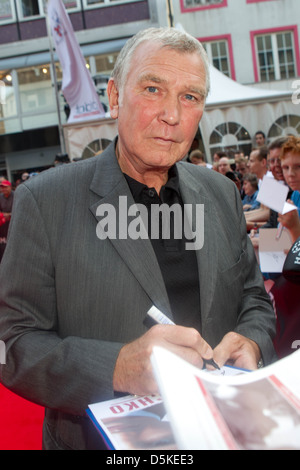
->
<box><xmin>107</xmin><ymin>79</ymin><xmax>119</xmax><ymax>119</ymax></box>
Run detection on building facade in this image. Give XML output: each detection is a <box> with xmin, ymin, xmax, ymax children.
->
<box><xmin>172</xmin><ymin>0</ymin><xmax>300</xmax><ymax>158</ymax></box>
<box><xmin>174</xmin><ymin>0</ymin><xmax>300</xmax><ymax>89</ymax></box>
<box><xmin>0</xmin><ymin>0</ymin><xmax>168</xmax><ymax>180</ymax></box>
<box><xmin>0</xmin><ymin>0</ymin><xmax>299</xmax><ymax>178</ymax></box>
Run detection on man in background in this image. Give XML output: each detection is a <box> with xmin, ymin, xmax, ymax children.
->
<box><xmin>255</xmin><ymin>131</ymin><xmax>266</xmax><ymax>147</ymax></box>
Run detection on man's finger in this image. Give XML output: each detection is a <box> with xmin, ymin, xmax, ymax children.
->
<box><xmin>149</xmin><ymin>324</ymin><xmax>213</xmax><ymax>359</ymax></box>
<box><xmin>213</xmin><ymin>332</ymin><xmax>260</xmax><ymax>370</ymax></box>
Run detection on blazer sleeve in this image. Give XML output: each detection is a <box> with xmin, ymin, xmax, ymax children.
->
<box><xmin>0</xmin><ymin>184</ymin><xmax>123</xmax><ymax>415</ymax></box>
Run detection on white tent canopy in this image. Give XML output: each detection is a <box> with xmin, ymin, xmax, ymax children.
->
<box><xmin>200</xmin><ymin>65</ymin><xmax>297</xmax><ymax>160</ymax></box>
<box><xmin>206</xmin><ymin>65</ymin><xmax>291</xmax><ymax>108</ymax></box>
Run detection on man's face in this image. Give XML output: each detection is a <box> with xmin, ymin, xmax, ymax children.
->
<box><xmin>255</xmin><ymin>133</ymin><xmax>265</xmax><ymax>146</ymax></box>
<box><xmin>0</xmin><ymin>185</ymin><xmax>11</xmax><ymax>198</ymax></box>
<box><xmin>268</xmin><ymin>148</ymin><xmax>284</xmax><ymax>181</ymax></box>
<box><xmin>108</xmin><ymin>41</ymin><xmax>206</xmax><ymax>175</ymax></box>
<box><xmin>218</xmin><ymin>157</ymin><xmax>230</xmax><ymax>175</ymax></box>
<box><xmin>235</xmin><ymin>162</ymin><xmax>247</xmax><ymax>176</ymax></box>
<box><xmin>248</xmin><ymin>150</ymin><xmax>264</xmax><ymax>177</ymax></box>
<box><xmin>281</xmin><ymin>152</ymin><xmax>300</xmax><ymax>191</ymax></box>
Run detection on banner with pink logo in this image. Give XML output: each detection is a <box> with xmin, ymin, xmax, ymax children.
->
<box><xmin>47</xmin><ymin>0</ymin><xmax>105</xmax><ymax>123</ymax></box>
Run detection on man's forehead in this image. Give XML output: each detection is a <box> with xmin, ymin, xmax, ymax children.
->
<box><xmin>268</xmin><ymin>148</ymin><xmax>281</xmax><ymax>158</ymax></box>
<box><xmin>137</xmin><ymin>71</ymin><xmax>205</xmax><ymax>95</ymax></box>
<box><xmin>250</xmin><ymin>150</ymin><xmax>259</xmax><ymax>159</ymax></box>
<box><xmin>131</xmin><ymin>41</ymin><xmax>205</xmax><ymax>76</ymax></box>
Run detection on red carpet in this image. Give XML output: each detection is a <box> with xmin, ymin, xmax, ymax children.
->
<box><xmin>0</xmin><ymin>383</ymin><xmax>44</xmax><ymax>450</ymax></box>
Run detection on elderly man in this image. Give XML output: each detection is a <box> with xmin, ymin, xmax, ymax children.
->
<box><xmin>218</xmin><ymin>156</ymin><xmax>231</xmax><ymax>175</ymax></box>
<box><xmin>0</xmin><ymin>28</ymin><xmax>276</xmax><ymax>450</ymax></box>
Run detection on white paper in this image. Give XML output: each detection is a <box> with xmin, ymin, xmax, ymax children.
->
<box><xmin>259</xmin><ymin>228</ymin><xmax>292</xmax><ymax>272</ymax></box>
<box><xmin>282</xmin><ymin>201</ymin><xmax>298</xmax><ymax>214</ymax></box>
<box><xmin>257</xmin><ymin>177</ymin><xmax>296</xmax><ymax>214</ymax></box>
<box><xmin>151</xmin><ymin>347</ymin><xmax>300</xmax><ymax>450</ymax></box>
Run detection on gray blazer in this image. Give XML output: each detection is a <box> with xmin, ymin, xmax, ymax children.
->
<box><xmin>0</xmin><ymin>140</ymin><xmax>276</xmax><ymax>449</ymax></box>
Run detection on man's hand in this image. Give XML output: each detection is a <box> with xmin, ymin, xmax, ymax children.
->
<box><xmin>113</xmin><ymin>324</ymin><xmax>213</xmax><ymax>395</ymax></box>
<box><xmin>278</xmin><ymin>202</ymin><xmax>300</xmax><ymax>243</ymax></box>
<box><xmin>213</xmin><ymin>332</ymin><xmax>261</xmax><ymax>371</ymax></box>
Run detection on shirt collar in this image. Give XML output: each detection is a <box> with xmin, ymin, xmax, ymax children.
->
<box><xmin>124</xmin><ymin>165</ymin><xmax>181</xmax><ymax>201</ymax></box>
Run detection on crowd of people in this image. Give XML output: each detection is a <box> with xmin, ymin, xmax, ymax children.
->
<box><xmin>187</xmin><ymin>134</ymin><xmax>300</xmax><ymax>247</ymax></box>
<box><xmin>187</xmin><ymin>134</ymin><xmax>300</xmax><ymax>358</ymax></box>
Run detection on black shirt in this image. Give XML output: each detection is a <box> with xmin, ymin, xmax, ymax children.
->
<box><xmin>124</xmin><ymin>166</ymin><xmax>201</xmax><ymax>332</ymax></box>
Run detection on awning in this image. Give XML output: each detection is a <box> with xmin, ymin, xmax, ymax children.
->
<box><xmin>0</xmin><ymin>38</ymin><xmax>128</xmax><ymax>70</ymax></box>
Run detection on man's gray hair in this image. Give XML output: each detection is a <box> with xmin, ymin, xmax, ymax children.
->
<box><xmin>111</xmin><ymin>27</ymin><xmax>210</xmax><ymax>97</ymax></box>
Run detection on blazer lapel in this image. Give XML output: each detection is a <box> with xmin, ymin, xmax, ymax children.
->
<box><xmin>177</xmin><ymin>165</ymin><xmax>219</xmax><ymax>328</ymax></box>
<box><xmin>89</xmin><ymin>144</ymin><xmax>173</xmax><ymax>320</ymax></box>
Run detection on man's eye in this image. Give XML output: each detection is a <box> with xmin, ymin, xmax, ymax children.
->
<box><xmin>147</xmin><ymin>86</ymin><xmax>158</xmax><ymax>93</ymax></box>
<box><xmin>185</xmin><ymin>94</ymin><xmax>196</xmax><ymax>101</ymax></box>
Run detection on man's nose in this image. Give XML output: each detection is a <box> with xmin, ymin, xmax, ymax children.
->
<box><xmin>159</xmin><ymin>95</ymin><xmax>181</xmax><ymax>125</ymax></box>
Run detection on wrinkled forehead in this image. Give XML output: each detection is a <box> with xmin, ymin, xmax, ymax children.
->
<box><xmin>128</xmin><ymin>40</ymin><xmax>209</xmax><ymax>93</ymax></box>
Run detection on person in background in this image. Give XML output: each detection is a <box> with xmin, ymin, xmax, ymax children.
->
<box><xmin>189</xmin><ymin>149</ymin><xmax>206</xmax><ymax>166</ymax></box>
<box><xmin>212</xmin><ymin>151</ymin><xmax>227</xmax><ymax>164</ymax></box>
<box><xmin>218</xmin><ymin>156</ymin><xmax>231</xmax><ymax>176</ymax></box>
<box><xmin>248</xmin><ymin>146</ymin><xmax>271</xmax><ymax>185</ymax></box>
<box><xmin>270</xmin><ymin>136</ymin><xmax>300</xmax><ymax>359</ymax></box>
<box><xmin>189</xmin><ymin>149</ymin><xmax>212</xmax><ymax>169</ymax></box>
<box><xmin>278</xmin><ymin>135</ymin><xmax>300</xmax><ymax>244</ymax></box>
<box><xmin>255</xmin><ymin>131</ymin><xmax>266</xmax><ymax>148</ymax></box>
<box><xmin>235</xmin><ymin>155</ymin><xmax>249</xmax><ymax>178</ymax></box>
<box><xmin>249</xmin><ymin>137</ymin><xmax>290</xmax><ymax>244</ymax></box>
<box><xmin>242</xmin><ymin>174</ymin><xmax>260</xmax><ymax>211</ymax></box>
<box><xmin>245</xmin><ymin>146</ymin><xmax>272</xmax><ymax>228</ymax></box>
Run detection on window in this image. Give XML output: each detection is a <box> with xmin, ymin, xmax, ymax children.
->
<box><xmin>94</xmin><ymin>52</ymin><xmax>119</xmax><ymax>76</ymax></box>
<box><xmin>0</xmin><ymin>70</ymin><xmax>20</xmax><ymax>135</ymax></box>
<box><xmin>268</xmin><ymin>115</ymin><xmax>300</xmax><ymax>139</ymax></box>
<box><xmin>252</xmin><ymin>28</ymin><xmax>299</xmax><ymax>82</ymax></box>
<box><xmin>203</xmin><ymin>40</ymin><xmax>231</xmax><ymax>77</ymax></box>
<box><xmin>209</xmin><ymin>122</ymin><xmax>252</xmax><ymax>158</ymax></box>
<box><xmin>0</xmin><ymin>0</ymin><xmax>15</xmax><ymax>22</ymax></box>
<box><xmin>20</xmin><ymin>0</ymin><xmax>43</xmax><ymax>18</ymax></box>
<box><xmin>200</xmin><ymin>35</ymin><xmax>235</xmax><ymax>79</ymax></box>
<box><xmin>62</xmin><ymin>0</ymin><xmax>80</xmax><ymax>7</ymax></box>
<box><xmin>85</xmin><ymin>0</ymin><xmax>136</xmax><ymax>6</ymax></box>
<box><xmin>0</xmin><ymin>70</ymin><xmax>17</xmax><ymax>119</ymax></box>
<box><xmin>42</xmin><ymin>0</ymin><xmax>80</xmax><ymax>10</ymax></box>
<box><xmin>182</xmin><ymin>0</ymin><xmax>227</xmax><ymax>11</ymax></box>
<box><xmin>18</xmin><ymin>65</ymin><xmax>55</xmax><ymax>113</ymax></box>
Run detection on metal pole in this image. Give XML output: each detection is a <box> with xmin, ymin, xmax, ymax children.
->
<box><xmin>79</xmin><ymin>0</ymin><xmax>86</xmax><ymax>30</ymax></box>
<box><xmin>45</xmin><ymin>4</ymin><xmax>66</xmax><ymax>155</ymax></box>
<box><xmin>13</xmin><ymin>0</ymin><xmax>21</xmax><ymax>41</ymax></box>
<box><xmin>166</xmin><ymin>0</ymin><xmax>174</xmax><ymax>28</ymax></box>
